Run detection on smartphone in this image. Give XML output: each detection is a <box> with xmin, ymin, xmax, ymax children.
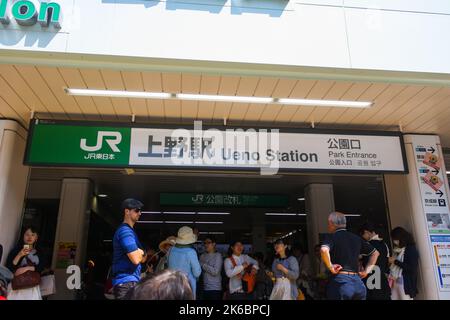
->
<box><xmin>23</xmin><ymin>244</ymin><xmax>32</xmax><ymax>250</ymax></box>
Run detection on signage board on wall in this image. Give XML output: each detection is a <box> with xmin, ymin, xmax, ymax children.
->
<box><xmin>412</xmin><ymin>135</ymin><xmax>450</xmax><ymax>294</ymax></box>
<box><xmin>160</xmin><ymin>193</ymin><xmax>289</xmax><ymax>207</ymax></box>
<box><xmin>24</xmin><ymin>119</ymin><xmax>407</xmax><ymax>174</ymax></box>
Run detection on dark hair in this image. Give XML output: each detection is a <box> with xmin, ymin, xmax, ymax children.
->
<box><xmin>129</xmin><ymin>270</ymin><xmax>194</xmax><ymax>300</ymax></box>
<box><xmin>359</xmin><ymin>222</ymin><xmax>377</xmax><ymax>236</ymax></box>
<box><xmin>22</xmin><ymin>226</ymin><xmax>39</xmax><ymax>235</ymax></box>
<box><xmin>204</xmin><ymin>236</ymin><xmax>216</xmax><ymax>244</ymax></box>
<box><xmin>19</xmin><ymin>226</ymin><xmax>39</xmax><ymax>248</ymax></box>
<box><xmin>391</xmin><ymin>227</ymin><xmax>415</xmax><ymax>247</ymax></box>
<box><xmin>274</xmin><ymin>239</ymin><xmax>291</xmax><ymax>258</ymax></box>
<box><xmin>227</xmin><ymin>240</ymin><xmax>243</xmax><ymax>257</ymax></box>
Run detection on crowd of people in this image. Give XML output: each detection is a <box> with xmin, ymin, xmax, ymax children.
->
<box><xmin>107</xmin><ymin>199</ymin><xmax>420</xmax><ymax>301</ymax></box>
<box><xmin>0</xmin><ymin>198</ymin><xmax>420</xmax><ymax>301</ymax></box>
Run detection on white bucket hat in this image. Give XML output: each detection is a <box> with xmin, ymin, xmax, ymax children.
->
<box><xmin>176</xmin><ymin>226</ymin><xmax>197</xmax><ymax>245</ymax></box>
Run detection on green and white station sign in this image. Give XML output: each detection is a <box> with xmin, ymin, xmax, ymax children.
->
<box><xmin>24</xmin><ymin>119</ymin><xmax>407</xmax><ymax>174</ymax></box>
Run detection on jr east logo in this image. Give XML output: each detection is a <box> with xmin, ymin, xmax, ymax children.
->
<box><xmin>80</xmin><ymin>131</ymin><xmax>122</xmax><ymax>161</ymax></box>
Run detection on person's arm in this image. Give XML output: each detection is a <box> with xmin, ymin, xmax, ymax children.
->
<box><xmin>118</xmin><ymin>229</ymin><xmax>144</xmax><ymax>265</ymax></box>
<box><xmin>201</xmin><ymin>254</ymin><xmax>222</xmax><ymax>276</ymax></box>
<box><xmin>246</xmin><ymin>255</ymin><xmax>259</xmax><ymax>270</ymax></box>
<box><xmin>278</xmin><ymin>257</ymin><xmax>299</xmax><ymax>280</ymax></box>
<box><xmin>6</xmin><ymin>247</ymin><xmax>25</xmax><ymax>272</ymax></box>
<box><xmin>191</xmin><ymin>250</ymin><xmax>202</xmax><ymax>279</ymax></box>
<box><xmin>359</xmin><ymin>239</ymin><xmax>379</xmax><ymax>278</ymax></box>
<box><xmin>320</xmin><ymin>246</ymin><xmax>341</xmax><ymax>274</ymax></box>
<box><xmin>34</xmin><ymin>251</ymin><xmax>46</xmax><ymax>274</ymax></box>
<box><xmin>224</xmin><ymin>258</ymin><xmax>244</xmax><ymax>278</ymax></box>
<box><xmin>361</xmin><ymin>250</ymin><xmax>379</xmax><ymax>277</ymax></box>
<box><xmin>394</xmin><ymin>246</ymin><xmax>419</xmax><ymax>272</ymax></box>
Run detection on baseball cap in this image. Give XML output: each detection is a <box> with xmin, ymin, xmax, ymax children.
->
<box><xmin>121</xmin><ymin>198</ymin><xmax>144</xmax><ymax>212</ymax></box>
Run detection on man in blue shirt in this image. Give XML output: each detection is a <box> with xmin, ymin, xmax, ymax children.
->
<box><xmin>112</xmin><ymin>198</ymin><xmax>147</xmax><ymax>300</ymax></box>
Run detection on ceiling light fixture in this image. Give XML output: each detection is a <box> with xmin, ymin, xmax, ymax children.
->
<box><xmin>195</xmin><ymin>221</ymin><xmax>224</xmax><ymax>224</ymax></box>
<box><xmin>163</xmin><ymin>211</ymin><xmax>196</xmax><ymax>215</ymax></box>
<box><xmin>65</xmin><ymin>88</ymin><xmax>373</xmax><ymax>109</ymax></box>
<box><xmin>197</xmin><ymin>212</ymin><xmax>231</xmax><ymax>215</ymax></box>
<box><xmin>65</xmin><ymin>88</ymin><xmax>172</xmax><ymax>99</ymax></box>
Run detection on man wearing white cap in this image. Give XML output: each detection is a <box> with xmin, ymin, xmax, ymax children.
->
<box><xmin>168</xmin><ymin>226</ymin><xmax>202</xmax><ymax>299</ymax></box>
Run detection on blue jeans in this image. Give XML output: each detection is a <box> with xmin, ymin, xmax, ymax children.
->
<box><xmin>327</xmin><ymin>274</ymin><xmax>367</xmax><ymax>300</ymax></box>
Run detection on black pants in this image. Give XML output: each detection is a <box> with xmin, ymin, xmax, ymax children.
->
<box><xmin>203</xmin><ymin>290</ymin><xmax>223</xmax><ymax>300</ymax></box>
<box><xmin>113</xmin><ymin>281</ymin><xmax>137</xmax><ymax>300</ymax></box>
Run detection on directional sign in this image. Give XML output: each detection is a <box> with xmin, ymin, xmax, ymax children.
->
<box><xmin>412</xmin><ymin>135</ymin><xmax>450</xmax><ymax>295</ymax></box>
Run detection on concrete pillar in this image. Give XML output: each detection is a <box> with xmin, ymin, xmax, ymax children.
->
<box><xmin>50</xmin><ymin>178</ymin><xmax>93</xmax><ymax>300</ymax></box>
<box><xmin>252</xmin><ymin>212</ymin><xmax>266</xmax><ymax>254</ymax></box>
<box><xmin>305</xmin><ymin>184</ymin><xmax>335</xmax><ymax>272</ymax></box>
<box><xmin>0</xmin><ymin>120</ymin><xmax>29</xmax><ymax>265</ymax></box>
<box><xmin>384</xmin><ymin>134</ymin><xmax>449</xmax><ymax>300</ymax></box>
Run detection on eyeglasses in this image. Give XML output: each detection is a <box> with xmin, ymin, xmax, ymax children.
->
<box><xmin>130</xmin><ymin>208</ymin><xmax>142</xmax><ymax>213</ymax></box>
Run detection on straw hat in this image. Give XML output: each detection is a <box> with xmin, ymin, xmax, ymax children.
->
<box><xmin>175</xmin><ymin>226</ymin><xmax>197</xmax><ymax>245</ymax></box>
<box><xmin>159</xmin><ymin>236</ymin><xmax>177</xmax><ymax>252</ymax></box>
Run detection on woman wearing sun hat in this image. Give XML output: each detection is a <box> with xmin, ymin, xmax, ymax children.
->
<box><xmin>168</xmin><ymin>226</ymin><xmax>202</xmax><ymax>299</ymax></box>
<box><xmin>154</xmin><ymin>236</ymin><xmax>177</xmax><ymax>272</ymax></box>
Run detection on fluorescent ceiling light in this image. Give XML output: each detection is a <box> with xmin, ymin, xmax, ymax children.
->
<box><xmin>177</xmin><ymin>93</ymin><xmax>273</xmax><ymax>104</ymax></box>
<box><xmin>197</xmin><ymin>212</ymin><xmax>230</xmax><ymax>215</ymax></box>
<box><xmin>97</xmin><ymin>194</ymin><xmax>108</xmax><ymax>198</ymax></box>
<box><xmin>65</xmin><ymin>88</ymin><xmax>172</xmax><ymax>99</ymax></box>
<box><xmin>265</xmin><ymin>213</ymin><xmax>307</xmax><ymax>216</ymax></box>
<box><xmin>277</xmin><ymin>98</ymin><xmax>372</xmax><ymax>108</ymax></box>
<box><xmin>344</xmin><ymin>214</ymin><xmax>361</xmax><ymax>217</ymax></box>
<box><xmin>447</xmin><ymin>171</ymin><xmax>450</xmax><ymax>175</ymax></box>
<box><xmin>65</xmin><ymin>88</ymin><xmax>372</xmax><ymax>108</ymax></box>
<box><xmin>165</xmin><ymin>221</ymin><xmax>194</xmax><ymax>224</ymax></box>
<box><xmin>195</xmin><ymin>221</ymin><xmax>224</xmax><ymax>224</ymax></box>
<box><xmin>163</xmin><ymin>211</ymin><xmax>196</xmax><ymax>215</ymax></box>
<box><xmin>297</xmin><ymin>198</ymin><xmax>305</xmax><ymax>201</ymax></box>
<box><xmin>141</xmin><ymin>211</ymin><xmax>162</xmax><ymax>215</ymax></box>
<box><xmin>137</xmin><ymin>221</ymin><xmax>164</xmax><ymax>224</ymax></box>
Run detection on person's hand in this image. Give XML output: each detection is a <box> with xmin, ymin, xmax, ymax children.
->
<box><xmin>359</xmin><ymin>270</ymin><xmax>368</xmax><ymax>279</ymax></box>
<box><xmin>329</xmin><ymin>264</ymin><xmax>342</xmax><ymax>275</ymax></box>
<box><xmin>17</xmin><ymin>248</ymin><xmax>30</xmax><ymax>259</ymax></box>
<box><xmin>250</xmin><ymin>268</ymin><xmax>258</xmax><ymax>276</ymax></box>
<box><xmin>242</xmin><ymin>262</ymin><xmax>249</xmax><ymax>269</ymax></box>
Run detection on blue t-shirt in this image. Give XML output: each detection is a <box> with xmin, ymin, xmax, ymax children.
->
<box><xmin>112</xmin><ymin>223</ymin><xmax>142</xmax><ymax>286</ymax></box>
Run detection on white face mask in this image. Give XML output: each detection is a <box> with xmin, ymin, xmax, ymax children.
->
<box><xmin>393</xmin><ymin>240</ymin><xmax>400</xmax><ymax>247</ymax></box>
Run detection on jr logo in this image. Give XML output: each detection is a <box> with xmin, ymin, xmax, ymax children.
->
<box><xmin>80</xmin><ymin>131</ymin><xmax>122</xmax><ymax>152</ymax></box>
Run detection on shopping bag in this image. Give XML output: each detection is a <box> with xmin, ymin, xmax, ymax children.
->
<box><xmin>40</xmin><ymin>275</ymin><xmax>56</xmax><ymax>297</ymax></box>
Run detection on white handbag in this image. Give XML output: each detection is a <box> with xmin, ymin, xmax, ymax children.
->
<box><xmin>40</xmin><ymin>274</ymin><xmax>56</xmax><ymax>297</ymax></box>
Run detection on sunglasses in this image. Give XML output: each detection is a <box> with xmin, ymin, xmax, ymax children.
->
<box><xmin>129</xmin><ymin>208</ymin><xmax>142</xmax><ymax>213</ymax></box>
